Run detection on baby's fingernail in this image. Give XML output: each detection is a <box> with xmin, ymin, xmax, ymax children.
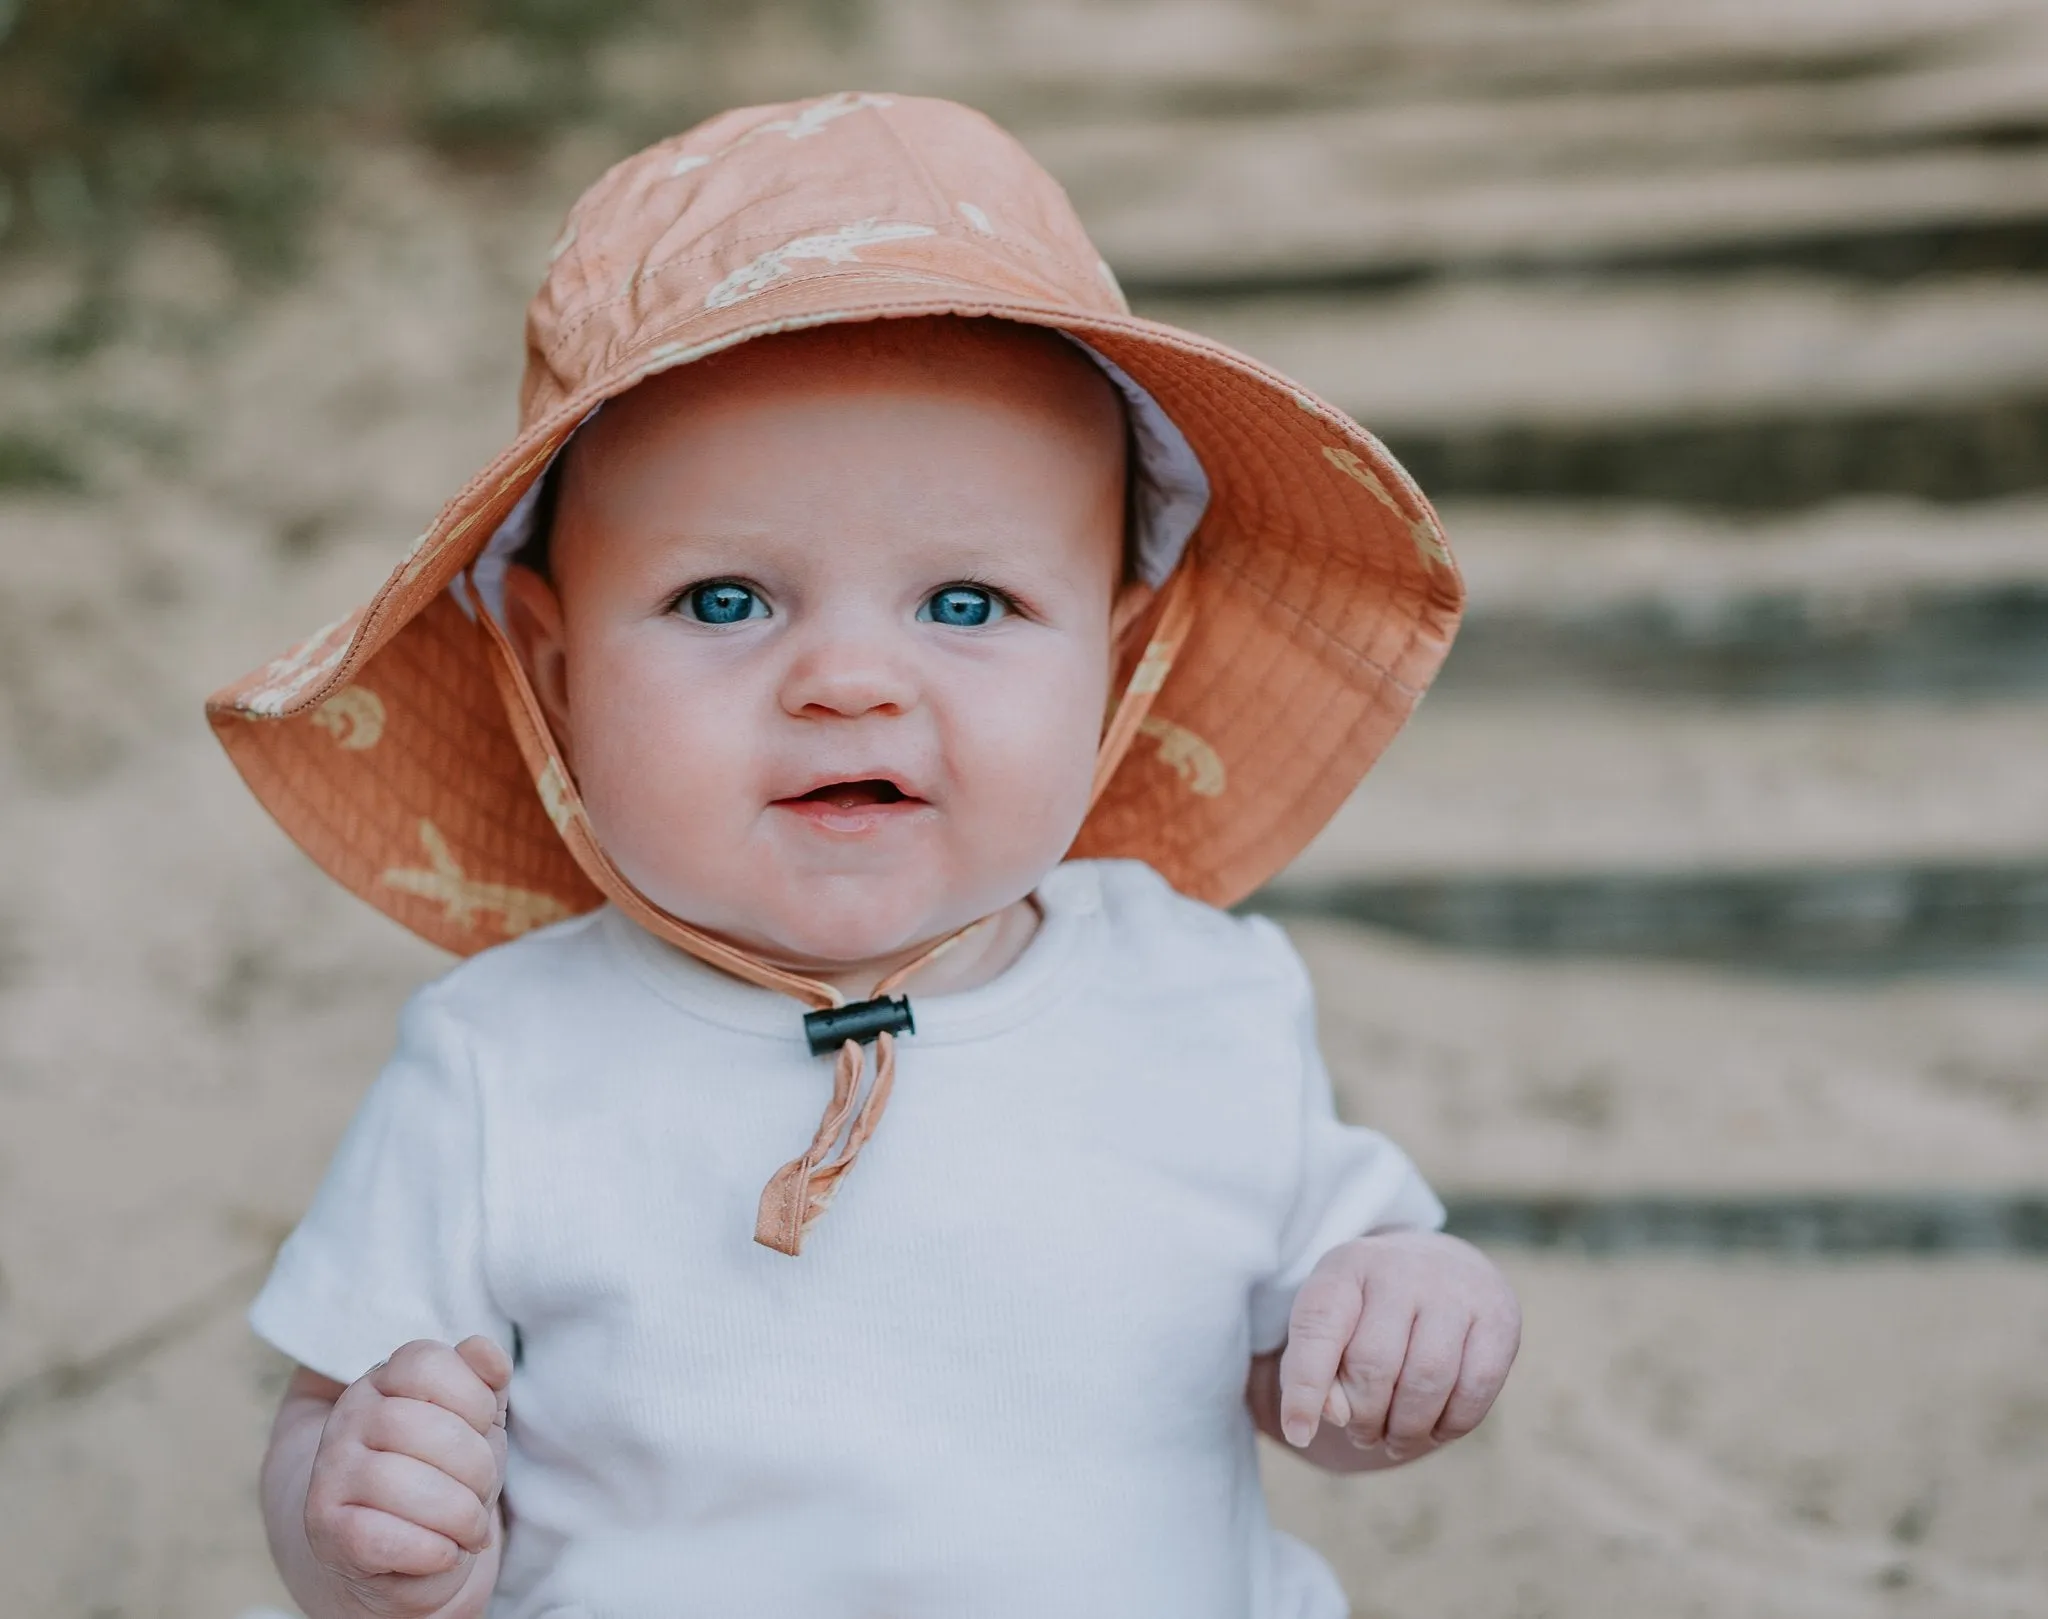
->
<box><xmin>1282</xmin><ymin>1414</ymin><xmax>1314</xmax><ymax>1447</ymax></box>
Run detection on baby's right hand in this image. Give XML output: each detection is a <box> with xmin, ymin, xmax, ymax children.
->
<box><xmin>304</xmin><ymin>1336</ymin><xmax>511</xmax><ymax>1617</ymax></box>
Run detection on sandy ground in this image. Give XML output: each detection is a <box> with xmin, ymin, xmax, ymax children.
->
<box><xmin>2</xmin><ymin>44</ymin><xmax>2044</xmax><ymax>1614</ymax></box>
<box><xmin>8</xmin><ymin>1258</ymin><xmax>2047</xmax><ymax>1619</ymax></box>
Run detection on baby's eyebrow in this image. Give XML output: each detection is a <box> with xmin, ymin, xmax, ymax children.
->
<box><xmin>610</xmin><ymin>527</ymin><xmax>784</xmax><ymax>567</ymax></box>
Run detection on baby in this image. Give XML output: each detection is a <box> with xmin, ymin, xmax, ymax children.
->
<box><xmin>214</xmin><ymin>94</ymin><xmax>1518</xmax><ymax>1619</ymax></box>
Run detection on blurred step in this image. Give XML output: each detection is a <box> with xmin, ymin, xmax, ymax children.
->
<box><xmin>1443</xmin><ymin>498</ymin><xmax>2048</xmax><ymax>607</ymax></box>
<box><xmin>1152</xmin><ymin>279</ymin><xmax>2048</xmax><ymax>504</ymax></box>
<box><xmin>1065</xmin><ymin>137</ymin><xmax>2048</xmax><ymax>289</ymax></box>
<box><xmin>714</xmin><ymin>0</ymin><xmax>2041</xmax><ymax>128</ymax></box>
<box><xmin>1267</xmin><ymin>1257</ymin><xmax>2048</xmax><ymax>1619</ymax></box>
<box><xmin>1444</xmin><ymin>1190</ymin><xmax>2048</xmax><ymax>1254</ymax></box>
<box><xmin>1148</xmin><ymin>279</ymin><xmax>2048</xmax><ymax>432</ymax></box>
<box><xmin>1435</xmin><ymin>501</ymin><xmax>2048</xmax><ymax>688</ymax></box>
<box><xmin>1281</xmin><ymin>919</ymin><xmax>2048</xmax><ymax>1193</ymax></box>
<box><xmin>1264</xmin><ymin>860</ymin><xmax>2048</xmax><ymax>976</ymax></box>
<box><xmin>1445</xmin><ymin>583</ymin><xmax>2048</xmax><ymax>693</ymax></box>
<box><xmin>1384</xmin><ymin>400</ymin><xmax>2048</xmax><ymax>506</ymax></box>
<box><xmin>1288</xmin><ymin>697</ymin><xmax>2048</xmax><ymax>879</ymax></box>
<box><xmin>643</xmin><ymin>1</ymin><xmax>2048</xmax><ymax>300</ymax></box>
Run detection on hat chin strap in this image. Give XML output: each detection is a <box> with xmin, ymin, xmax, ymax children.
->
<box><xmin>473</xmin><ymin>565</ymin><xmax>1196</xmax><ymax>1254</ymax></box>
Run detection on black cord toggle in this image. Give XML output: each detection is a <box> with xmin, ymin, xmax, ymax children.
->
<box><xmin>803</xmin><ymin>995</ymin><xmax>915</xmax><ymax>1056</ymax></box>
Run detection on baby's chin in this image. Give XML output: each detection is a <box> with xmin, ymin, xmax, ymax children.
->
<box><xmin>633</xmin><ymin>866</ymin><xmax>1023</xmax><ymax>980</ymax></box>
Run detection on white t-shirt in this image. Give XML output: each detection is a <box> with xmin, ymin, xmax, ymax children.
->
<box><xmin>251</xmin><ymin>859</ymin><xmax>1444</xmax><ymax>1619</ymax></box>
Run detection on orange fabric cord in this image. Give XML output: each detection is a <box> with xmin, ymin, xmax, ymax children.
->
<box><xmin>471</xmin><ymin>560</ymin><xmax>1195</xmax><ymax>1255</ymax></box>
<box><xmin>1091</xmin><ymin>570</ymin><xmax>1195</xmax><ymax>811</ymax></box>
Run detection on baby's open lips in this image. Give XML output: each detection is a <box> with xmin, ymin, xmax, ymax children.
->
<box><xmin>773</xmin><ymin>777</ymin><xmax>927</xmax><ymax>812</ymax></box>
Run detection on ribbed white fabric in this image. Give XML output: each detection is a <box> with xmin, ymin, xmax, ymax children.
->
<box><xmin>250</xmin><ymin>860</ymin><xmax>1444</xmax><ymax>1619</ymax></box>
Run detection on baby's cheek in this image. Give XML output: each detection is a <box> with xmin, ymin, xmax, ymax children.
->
<box><xmin>569</xmin><ymin>660</ymin><xmax>760</xmax><ymax>900</ymax></box>
<box><xmin>949</xmin><ymin>661</ymin><xmax>1103</xmax><ymax>858</ymax></box>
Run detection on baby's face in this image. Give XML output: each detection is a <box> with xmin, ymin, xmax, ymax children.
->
<box><xmin>504</xmin><ymin>319</ymin><xmax>1128</xmax><ymax>974</ymax></box>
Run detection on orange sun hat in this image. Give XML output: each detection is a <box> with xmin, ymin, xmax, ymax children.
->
<box><xmin>207</xmin><ymin>92</ymin><xmax>1464</xmax><ymax>1250</ymax></box>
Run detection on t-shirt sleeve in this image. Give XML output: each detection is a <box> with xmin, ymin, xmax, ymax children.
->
<box><xmin>1246</xmin><ymin>919</ymin><xmax>1446</xmax><ymax>1355</ymax></box>
<box><xmin>248</xmin><ymin>987</ymin><xmax>513</xmax><ymax>1385</ymax></box>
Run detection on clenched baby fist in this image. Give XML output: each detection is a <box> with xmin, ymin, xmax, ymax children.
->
<box><xmin>1276</xmin><ymin>1230</ymin><xmax>1519</xmax><ymax>1463</ymax></box>
<box><xmin>304</xmin><ymin>1336</ymin><xmax>511</xmax><ymax>1617</ymax></box>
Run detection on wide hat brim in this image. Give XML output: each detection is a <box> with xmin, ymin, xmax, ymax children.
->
<box><xmin>206</xmin><ymin>97</ymin><xmax>1462</xmax><ymax>956</ymax></box>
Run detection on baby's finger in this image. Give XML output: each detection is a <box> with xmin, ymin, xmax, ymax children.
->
<box><xmin>314</xmin><ymin>1503</ymin><xmax>465</xmax><ymax>1582</ymax></box>
<box><xmin>346</xmin><ymin>1449</ymin><xmax>495</xmax><ymax>1555</ymax></box>
<box><xmin>1381</xmin><ymin>1307</ymin><xmax>1469</xmax><ymax>1456</ymax></box>
<box><xmin>1434</xmin><ymin>1306</ymin><xmax>1521</xmax><ymax>1441</ymax></box>
<box><xmin>455</xmin><ymin>1335</ymin><xmax>513</xmax><ymax>1398</ymax></box>
<box><xmin>455</xmin><ymin>1334</ymin><xmax>513</xmax><ymax>1427</ymax></box>
<box><xmin>1332</xmin><ymin>1292</ymin><xmax>1417</xmax><ymax>1449</ymax></box>
<box><xmin>368</xmin><ymin>1341</ymin><xmax>499</xmax><ymax>1438</ymax></box>
<box><xmin>362</xmin><ymin>1395</ymin><xmax>502</xmax><ymax>1504</ymax></box>
<box><xmin>1278</xmin><ymin>1259</ymin><xmax>1367</xmax><ymax>1447</ymax></box>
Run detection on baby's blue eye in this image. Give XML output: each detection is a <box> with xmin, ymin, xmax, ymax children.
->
<box><xmin>920</xmin><ymin>586</ymin><xmax>1005</xmax><ymax>627</ymax></box>
<box><xmin>684</xmin><ymin>582</ymin><xmax>766</xmax><ymax>625</ymax></box>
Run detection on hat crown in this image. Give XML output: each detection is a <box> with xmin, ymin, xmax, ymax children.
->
<box><xmin>519</xmin><ymin>93</ymin><xmax>1129</xmax><ymax>429</ymax></box>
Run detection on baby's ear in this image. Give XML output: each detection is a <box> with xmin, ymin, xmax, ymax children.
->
<box><xmin>1109</xmin><ymin>579</ymin><xmax>1157</xmax><ymax>644</ymax></box>
<box><xmin>501</xmin><ymin>562</ymin><xmax>576</xmax><ymax>760</ymax></box>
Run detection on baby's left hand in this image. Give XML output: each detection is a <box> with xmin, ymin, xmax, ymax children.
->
<box><xmin>1276</xmin><ymin>1229</ymin><xmax>1520</xmax><ymax>1462</ymax></box>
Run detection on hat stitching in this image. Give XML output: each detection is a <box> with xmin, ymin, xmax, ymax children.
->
<box><xmin>539</xmin><ymin>221</ymin><xmax>884</xmax><ymax>347</ymax></box>
<box><xmin>539</xmin><ymin>289</ymin><xmax>1245</xmax><ymax>429</ymax></box>
<box><xmin>238</xmin><ymin>613</ymin><xmax>358</xmax><ymax>716</ymax></box>
<box><xmin>1095</xmin><ymin>261</ymin><xmax>1130</xmax><ymax>313</ymax></box>
<box><xmin>540</xmin><ymin>164</ymin><xmax>1121</xmax><ymax>352</ymax></box>
<box><xmin>556</xmin><ymin>289</ymin><xmax>1137</xmax><ymax>422</ymax></box>
<box><xmin>556</xmin><ymin>224</ymin><xmax>1105</xmax><ymax>354</ymax></box>
<box><xmin>704</xmin><ymin>220</ymin><xmax>941</xmax><ymax>309</ymax></box>
<box><xmin>218</xmin><ymin>679</ymin><xmax>584</xmax><ymax>955</ymax></box>
<box><xmin>863</xmin><ymin>93</ymin><xmax>1109</xmax><ymax>288</ymax></box>
<box><xmin>1220</xmin><ymin>364</ymin><xmax>1449</xmax><ymax>623</ymax></box>
<box><xmin>1203</xmin><ymin>542</ymin><xmax>1429</xmax><ymax>700</ymax></box>
<box><xmin>871</xmin><ymin>90</ymin><xmax>968</xmax><ymax>224</ymax></box>
<box><xmin>340</xmin><ymin>646</ymin><xmax>591</xmax><ymax>943</ymax></box>
<box><xmin>331</xmin><ymin>415</ymin><xmax>592</xmax><ymax>689</ymax></box>
<box><xmin>536</xmin><ymin>759</ymin><xmax>576</xmax><ymax>833</ymax></box>
<box><xmin>1128</xmin><ymin>621</ymin><xmax>1339</xmax><ymax>892</ymax></box>
<box><xmin>1174</xmin><ymin>379</ymin><xmax>1439</xmax><ymax>700</ymax></box>
<box><xmin>550</xmin><ymin>96</ymin><xmax>901</xmax><ymax>288</ymax></box>
<box><xmin>1320</xmin><ymin>445</ymin><xmax>1452</xmax><ymax>570</ymax></box>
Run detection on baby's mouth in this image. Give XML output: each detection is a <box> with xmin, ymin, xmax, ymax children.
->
<box><xmin>771</xmin><ymin>778</ymin><xmax>930</xmax><ymax>831</ymax></box>
<box><xmin>790</xmin><ymin>779</ymin><xmax>911</xmax><ymax>810</ymax></box>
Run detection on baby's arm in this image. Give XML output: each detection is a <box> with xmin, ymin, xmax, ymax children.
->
<box><xmin>261</xmin><ymin>1337</ymin><xmax>509</xmax><ymax>1619</ymax></box>
<box><xmin>1248</xmin><ymin>1229</ymin><xmax>1520</xmax><ymax>1475</ymax></box>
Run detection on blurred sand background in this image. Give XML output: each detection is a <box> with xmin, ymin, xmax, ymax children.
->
<box><xmin>1</xmin><ymin>1</ymin><xmax>2045</xmax><ymax>1614</ymax></box>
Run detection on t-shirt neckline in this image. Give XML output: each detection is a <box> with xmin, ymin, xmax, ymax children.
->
<box><xmin>600</xmin><ymin>861</ymin><xmax>1105</xmax><ymax>1047</ymax></box>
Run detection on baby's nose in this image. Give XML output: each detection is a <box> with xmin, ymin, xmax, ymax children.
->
<box><xmin>777</xmin><ymin>622</ymin><xmax>919</xmax><ymax>719</ymax></box>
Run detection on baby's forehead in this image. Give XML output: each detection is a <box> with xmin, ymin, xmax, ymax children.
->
<box><xmin>582</xmin><ymin>316</ymin><xmax>1125</xmax><ymax>458</ymax></box>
